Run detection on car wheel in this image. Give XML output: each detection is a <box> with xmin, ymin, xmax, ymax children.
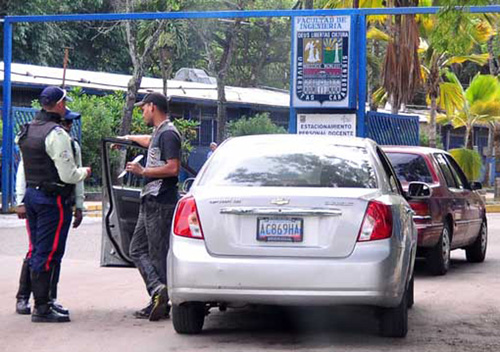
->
<box><xmin>380</xmin><ymin>289</ymin><xmax>408</xmax><ymax>338</ymax></box>
<box><xmin>407</xmin><ymin>275</ymin><xmax>414</xmax><ymax>309</ymax></box>
<box><xmin>465</xmin><ymin>219</ymin><xmax>487</xmax><ymax>263</ymax></box>
<box><xmin>427</xmin><ymin>223</ymin><xmax>451</xmax><ymax>276</ymax></box>
<box><xmin>172</xmin><ymin>302</ymin><xmax>205</xmax><ymax>334</ymax></box>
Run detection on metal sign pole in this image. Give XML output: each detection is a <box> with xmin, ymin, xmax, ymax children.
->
<box><xmin>357</xmin><ymin>14</ymin><xmax>367</xmax><ymax>138</ymax></box>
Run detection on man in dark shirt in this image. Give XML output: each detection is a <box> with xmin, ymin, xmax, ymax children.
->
<box><xmin>120</xmin><ymin>92</ymin><xmax>181</xmax><ymax>321</ymax></box>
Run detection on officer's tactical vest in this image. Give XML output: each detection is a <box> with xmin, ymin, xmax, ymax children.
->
<box><xmin>18</xmin><ymin>111</ymin><xmax>73</xmax><ymax>196</ymax></box>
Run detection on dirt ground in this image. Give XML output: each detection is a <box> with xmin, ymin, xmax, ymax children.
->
<box><xmin>0</xmin><ymin>214</ymin><xmax>499</xmax><ymax>352</ymax></box>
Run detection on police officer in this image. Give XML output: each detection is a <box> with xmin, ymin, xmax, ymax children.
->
<box><xmin>15</xmin><ymin>109</ymin><xmax>85</xmax><ymax>317</ymax></box>
<box><xmin>15</xmin><ymin>86</ymin><xmax>91</xmax><ymax>323</ymax></box>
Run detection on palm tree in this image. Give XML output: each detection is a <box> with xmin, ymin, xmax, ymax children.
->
<box><xmin>438</xmin><ymin>74</ymin><xmax>500</xmax><ymax>183</ymax></box>
<box><xmin>439</xmin><ymin>74</ymin><xmax>500</xmax><ymax>148</ymax></box>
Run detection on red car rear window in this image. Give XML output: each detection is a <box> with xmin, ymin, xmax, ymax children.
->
<box><xmin>386</xmin><ymin>153</ymin><xmax>434</xmax><ymax>184</ymax></box>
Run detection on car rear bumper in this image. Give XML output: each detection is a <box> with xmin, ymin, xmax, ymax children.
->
<box><xmin>168</xmin><ymin>236</ymin><xmax>413</xmax><ymax>308</ymax></box>
<box><xmin>415</xmin><ymin>221</ymin><xmax>443</xmax><ymax>247</ymax></box>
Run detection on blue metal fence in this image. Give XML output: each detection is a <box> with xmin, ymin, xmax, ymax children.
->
<box><xmin>366</xmin><ymin>111</ymin><xmax>419</xmax><ymax>146</ymax></box>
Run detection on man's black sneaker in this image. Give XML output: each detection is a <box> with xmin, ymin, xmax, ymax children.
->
<box><xmin>149</xmin><ymin>286</ymin><xmax>169</xmax><ymax>321</ymax></box>
<box><xmin>133</xmin><ymin>302</ymin><xmax>154</xmax><ymax>319</ymax></box>
<box><xmin>16</xmin><ymin>298</ymin><xmax>31</xmax><ymax>315</ymax></box>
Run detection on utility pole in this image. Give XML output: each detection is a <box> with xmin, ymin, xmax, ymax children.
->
<box><xmin>61</xmin><ymin>47</ymin><xmax>73</xmax><ymax>89</ymax></box>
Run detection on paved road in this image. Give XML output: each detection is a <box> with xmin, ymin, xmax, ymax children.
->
<box><xmin>0</xmin><ymin>214</ymin><xmax>499</xmax><ymax>352</ymax></box>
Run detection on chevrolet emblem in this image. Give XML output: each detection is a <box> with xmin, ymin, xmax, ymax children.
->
<box><xmin>271</xmin><ymin>198</ymin><xmax>290</xmax><ymax>206</ymax></box>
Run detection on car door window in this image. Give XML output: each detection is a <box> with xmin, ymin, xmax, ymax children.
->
<box><xmin>434</xmin><ymin>153</ymin><xmax>458</xmax><ymax>189</ymax></box>
<box><xmin>377</xmin><ymin>147</ymin><xmax>403</xmax><ymax>195</ymax></box>
<box><xmin>444</xmin><ymin>154</ymin><xmax>470</xmax><ymax>190</ymax></box>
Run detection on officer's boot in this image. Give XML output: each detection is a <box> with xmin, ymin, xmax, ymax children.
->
<box><xmin>15</xmin><ymin>258</ymin><xmax>32</xmax><ymax>315</ymax></box>
<box><xmin>49</xmin><ymin>263</ymin><xmax>69</xmax><ymax>315</ymax></box>
<box><xmin>31</xmin><ymin>270</ymin><xmax>70</xmax><ymax>323</ymax></box>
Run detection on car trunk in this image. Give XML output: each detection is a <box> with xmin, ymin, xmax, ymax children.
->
<box><xmin>193</xmin><ymin>186</ymin><xmax>379</xmax><ymax>258</ymax></box>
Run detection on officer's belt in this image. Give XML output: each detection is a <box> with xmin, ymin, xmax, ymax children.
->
<box><xmin>27</xmin><ymin>182</ymin><xmax>73</xmax><ymax>197</ymax></box>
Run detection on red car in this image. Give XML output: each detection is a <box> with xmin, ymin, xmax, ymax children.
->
<box><xmin>383</xmin><ymin>146</ymin><xmax>487</xmax><ymax>275</ymax></box>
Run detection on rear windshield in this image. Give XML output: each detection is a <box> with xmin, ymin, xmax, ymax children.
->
<box><xmin>386</xmin><ymin>152</ymin><xmax>433</xmax><ymax>184</ymax></box>
<box><xmin>199</xmin><ymin>141</ymin><xmax>377</xmax><ymax>188</ymax></box>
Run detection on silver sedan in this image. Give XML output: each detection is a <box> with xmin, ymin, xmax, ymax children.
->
<box><xmin>168</xmin><ymin>135</ymin><xmax>420</xmax><ymax>337</ymax></box>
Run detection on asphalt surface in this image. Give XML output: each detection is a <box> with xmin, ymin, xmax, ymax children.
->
<box><xmin>0</xmin><ymin>214</ymin><xmax>499</xmax><ymax>352</ymax></box>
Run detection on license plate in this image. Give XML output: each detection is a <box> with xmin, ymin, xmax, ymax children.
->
<box><xmin>256</xmin><ymin>217</ymin><xmax>303</xmax><ymax>242</ymax></box>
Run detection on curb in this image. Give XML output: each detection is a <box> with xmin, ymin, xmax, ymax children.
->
<box><xmin>86</xmin><ymin>204</ymin><xmax>102</xmax><ymax>212</ymax></box>
<box><xmin>486</xmin><ymin>204</ymin><xmax>500</xmax><ymax>213</ymax></box>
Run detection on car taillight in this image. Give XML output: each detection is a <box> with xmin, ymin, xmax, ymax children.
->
<box><xmin>409</xmin><ymin>201</ymin><xmax>429</xmax><ymax>217</ymax></box>
<box><xmin>173</xmin><ymin>196</ymin><xmax>204</xmax><ymax>239</ymax></box>
<box><xmin>357</xmin><ymin>201</ymin><xmax>393</xmax><ymax>242</ymax></box>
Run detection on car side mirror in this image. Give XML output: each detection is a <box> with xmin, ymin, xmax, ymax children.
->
<box><xmin>181</xmin><ymin>178</ymin><xmax>195</xmax><ymax>193</ymax></box>
<box><xmin>470</xmin><ymin>181</ymin><xmax>482</xmax><ymax>191</ymax></box>
<box><xmin>406</xmin><ymin>182</ymin><xmax>432</xmax><ymax>199</ymax></box>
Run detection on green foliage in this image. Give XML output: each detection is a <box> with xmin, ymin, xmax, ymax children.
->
<box><xmin>449</xmin><ymin>148</ymin><xmax>483</xmax><ymax>181</ymax></box>
<box><xmin>227</xmin><ymin>113</ymin><xmax>287</xmax><ymax>137</ymax></box>
<box><xmin>430</xmin><ymin>0</ymin><xmax>493</xmax><ymax>56</ymax></box>
<box><xmin>171</xmin><ymin>118</ymin><xmax>200</xmax><ymax>164</ymax></box>
<box><xmin>419</xmin><ymin>130</ymin><xmax>443</xmax><ymax>149</ymax></box>
<box><xmin>67</xmin><ymin>88</ymin><xmax>127</xmax><ymax>183</ymax></box>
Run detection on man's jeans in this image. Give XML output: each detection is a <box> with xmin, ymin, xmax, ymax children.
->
<box><xmin>129</xmin><ymin>197</ymin><xmax>175</xmax><ymax>297</ymax></box>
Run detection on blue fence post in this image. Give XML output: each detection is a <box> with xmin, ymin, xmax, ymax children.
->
<box><xmin>2</xmin><ymin>19</ymin><xmax>13</xmax><ymax>213</ymax></box>
<box><xmin>357</xmin><ymin>14</ymin><xmax>367</xmax><ymax>138</ymax></box>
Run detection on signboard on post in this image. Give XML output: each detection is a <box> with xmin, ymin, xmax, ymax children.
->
<box><xmin>292</xmin><ymin>15</ymin><xmax>354</xmax><ymax>109</ymax></box>
<box><xmin>297</xmin><ymin>114</ymin><xmax>356</xmax><ymax>137</ymax></box>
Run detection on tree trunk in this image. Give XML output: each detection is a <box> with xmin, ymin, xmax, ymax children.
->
<box><xmin>485</xmin><ymin>123</ymin><xmax>494</xmax><ymax>186</ymax></box>
<box><xmin>494</xmin><ymin>124</ymin><xmax>500</xmax><ymax>199</ymax></box>
<box><xmin>429</xmin><ymin>96</ymin><xmax>438</xmax><ymax>148</ymax></box>
<box><xmin>159</xmin><ymin>48</ymin><xmax>173</xmax><ymax>98</ymax></box>
<box><xmin>216</xmin><ymin>78</ymin><xmax>227</xmax><ymax>144</ymax></box>
<box><xmin>120</xmin><ymin>69</ymin><xmax>143</xmax><ymax>136</ymax></box>
<box><xmin>304</xmin><ymin>0</ymin><xmax>313</xmax><ymax>9</ymax></box>
<box><xmin>465</xmin><ymin>124</ymin><xmax>473</xmax><ymax>150</ymax></box>
<box><xmin>487</xmin><ymin>36</ymin><xmax>498</xmax><ymax>76</ymax></box>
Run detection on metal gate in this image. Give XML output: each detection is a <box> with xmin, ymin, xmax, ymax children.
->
<box><xmin>366</xmin><ymin>111</ymin><xmax>419</xmax><ymax>146</ymax></box>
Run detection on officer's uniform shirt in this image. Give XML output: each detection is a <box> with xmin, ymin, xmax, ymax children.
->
<box><xmin>15</xmin><ymin>126</ymin><xmax>87</xmax><ymax>207</ymax></box>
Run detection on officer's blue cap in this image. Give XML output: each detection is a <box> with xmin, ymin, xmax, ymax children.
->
<box><xmin>39</xmin><ymin>86</ymin><xmax>73</xmax><ymax>106</ymax></box>
<box><xmin>64</xmin><ymin>108</ymin><xmax>81</xmax><ymax>120</ymax></box>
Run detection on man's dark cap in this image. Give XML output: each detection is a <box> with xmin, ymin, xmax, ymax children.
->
<box><xmin>63</xmin><ymin>108</ymin><xmax>81</xmax><ymax>121</ymax></box>
<box><xmin>134</xmin><ymin>92</ymin><xmax>169</xmax><ymax>113</ymax></box>
<box><xmin>39</xmin><ymin>86</ymin><xmax>73</xmax><ymax>106</ymax></box>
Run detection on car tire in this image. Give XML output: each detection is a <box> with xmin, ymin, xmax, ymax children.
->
<box><xmin>172</xmin><ymin>302</ymin><xmax>205</xmax><ymax>334</ymax></box>
<box><xmin>380</xmin><ymin>289</ymin><xmax>408</xmax><ymax>338</ymax></box>
<box><xmin>407</xmin><ymin>275</ymin><xmax>414</xmax><ymax>309</ymax></box>
<box><xmin>427</xmin><ymin>223</ymin><xmax>451</xmax><ymax>276</ymax></box>
<box><xmin>465</xmin><ymin>219</ymin><xmax>487</xmax><ymax>263</ymax></box>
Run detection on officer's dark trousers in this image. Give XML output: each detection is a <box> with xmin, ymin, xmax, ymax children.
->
<box><xmin>24</xmin><ymin>188</ymin><xmax>72</xmax><ymax>306</ymax></box>
<box><xmin>129</xmin><ymin>196</ymin><xmax>175</xmax><ymax>297</ymax></box>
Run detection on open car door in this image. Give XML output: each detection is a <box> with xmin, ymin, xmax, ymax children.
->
<box><xmin>101</xmin><ymin>138</ymin><xmax>147</xmax><ymax>266</ymax></box>
<box><xmin>100</xmin><ymin>137</ymin><xmax>198</xmax><ymax>267</ymax></box>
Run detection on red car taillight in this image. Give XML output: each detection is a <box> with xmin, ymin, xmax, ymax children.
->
<box><xmin>357</xmin><ymin>201</ymin><xmax>393</xmax><ymax>242</ymax></box>
<box><xmin>409</xmin><ymin>201</ymin><xmax>429</xmax><ymax>217</ymax></box>
<box><xmin>173</xmin><ymin>196</ymin><xmax>204</xmax><ymax>239</ymax></box>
